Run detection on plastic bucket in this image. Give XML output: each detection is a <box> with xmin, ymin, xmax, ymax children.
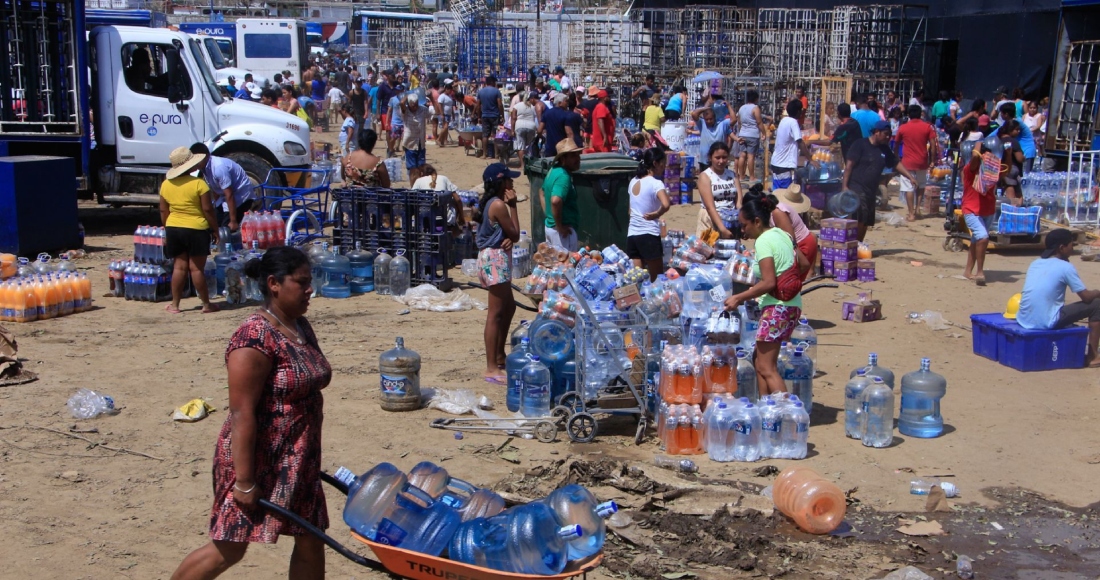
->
<box><xmin>660</xmin><ymin>121</ymin><xmax>689</xmax><ymax>152</ymax></box>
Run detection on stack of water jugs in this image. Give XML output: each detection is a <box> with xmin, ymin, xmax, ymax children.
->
<box><xmin>844</xmin><ymin>353</ymin><xmax>947</xmax><ymax>446</ymax></box>
<box><xmin>0</xmin><ymin>254</ymin><xmax>93</xmax><ymax>322</ymax></box>
<box><xmin>334</xmin><ymin>461</ymin><xmax>616</xmax><ymax>574</ymax></box>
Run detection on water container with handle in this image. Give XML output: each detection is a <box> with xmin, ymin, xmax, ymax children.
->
<box><xmin>844</xmin><ymin>369</ymin><xmax>871</xmax><ymax>439</ymax></box>
<box><xmin>333</xmin><ymin>463</ymin><xmax>460</xmax><ymax>556</ymax></box>
<box><xmin>407</xmin><ymin>461</ymin><xmax>506</xmax><ymax>522</ymax></box>
<box><xmin>321</xmin><ymin>246</ymin><xmax>352</xmax><ymax>299</ymax></box>
<box><xmin>898</xmin><ymin>357</ymin><xmax>946</xmax><ymax>438</ymax></box>
<box><xmin>346</xmin><ymin>241</ymin><xmax>374</xmax><ymax>294</ymax></box>
<box><xmin>509</xmin><ymin>320</ymin><xmax>530</xmax><ymax>350</ymax></box>
<box><xmin>789</xmin><ymin>317</ymin><xmax>817</xmax><ymax>373</ymax></box>
<box><xmin>783</xmin><ymin>348</ymin><xmax>814</xmax><ymax>411</ymax></box>
<box><xmin>378</xmin><ymin>337</ymin><xmax>421</xmax><ymax>412</ymax></box>
<box><xmin>735</xmin><ymin>348</ymin><xmax>757</xmax><ymax>401</ymax></box>
<box><xmin>850</xmin><ymin>352</ymin><xmax>895</xmax><ymax>389</ymax></box>
<box><xmin>537</xmin><ymin>483</ymin><xmax>617</xmax><ymax>560</ymax></box>
<box><xmin>447</xmin><ymin>502</ymin><xmax>582</xmax><ymax>574</ymax></box>
<box><xmin>505</xmin><ymin>338</ymin><xmax>533</xmax><ymax>412</ymax></box>
<box><xmin>860</xmin><ymin>377</ymin><xmax>894</xmax><ymax>448</ymax></box>
<box><xmin>390</xmin><ymin>249</ymin><xmax>411</xmax><ymax>297</ymax></box>
<box><xmin>520</xmin><ymin>355</ymin><xmax>552</xmax><ymax>418</ymax></box>
<box><xmin>827</xmin><ymin>190</ymin><xmax>861</xmax><ymax>218</ymax></box>
<box><xmin>772</xmin><ymin>467</ymin><xmax>846</xmax><ymax>534</ymax></box>
<box><xmin>374</xmin><ymin>248</ymin><xmax>392</xmax><ymax>295</ymax></box>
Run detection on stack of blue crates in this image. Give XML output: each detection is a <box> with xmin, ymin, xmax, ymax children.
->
<box><xmin>333</xmin><ymin>187</ymin><xmax>451</xmax><ymax>287</ymax></box>
<box><xmin>970</xmin><ymin>313</ymin><xmax>1088</xmax><ymax>371</ymax></box>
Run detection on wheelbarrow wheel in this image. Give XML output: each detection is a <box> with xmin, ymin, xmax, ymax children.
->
<box><xmin>534</xmin><ymin>420</ymin><xmax>558</xmax><ymax>443</ymax></box>
<box><xmin>550</xmin><ymin>405</ymin><xmax>573</xmax><ymax>423</ymax></box>
<box><xmin>567</xmin><ymin>412</ymin><xmax>598</xmax><ymax>443</ymax></box>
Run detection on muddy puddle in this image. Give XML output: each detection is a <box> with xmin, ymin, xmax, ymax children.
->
<box><xmin>493</xmin><ymin>458</ymin><xmax>1100</xmax><ymax>579</ymax></box>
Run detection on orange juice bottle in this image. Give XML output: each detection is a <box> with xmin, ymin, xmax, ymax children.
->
<box><xmin>79</xmin><ymin>272</ymin><xmax>92</xmax><ymax>312</ymax></box>
<box><xmin>32</xmin><ymin>278</ymin><xmax>48</xmax><ymax>319</ymax></box>
<box><xmin>0</xmin><ymin>282</ymin><xmax>11</xmax><ymax>322</ymax></box>
<box><xmin>43</xmin><ymin>277</ymin><xmax>60</xmax><ymax>319</ymax></box>
<box><xmin>58</xmin><ymin>274</ymin><xmax>75</xmax><ymax>316</ymax></box>
<box><xmin>19</xmin><ymin>282</ymin><xmax>36</xmax><ymax>322</ymax></box>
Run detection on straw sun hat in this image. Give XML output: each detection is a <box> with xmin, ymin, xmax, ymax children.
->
<box><xmin>773</xmin><ymin>184</ymin><xmax>811</xmax><ymax>213</ymax></box>
<box><xmin>166</xmin><ymin>146</ymin><xmax>206</xmax><ymax>180</ymax></box>
<box><xmin>554</xmin><ymin>138</ymin><xmax>583</xmax><ymax>159</ymax></box>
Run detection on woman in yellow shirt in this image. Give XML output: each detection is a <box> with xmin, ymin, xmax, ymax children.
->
<box><xmin>160</xmin><ymin>146</ymin><xmax>220</xmax><ymax>314</ymax></box>
<box><xmin>643</xmin><ymin>95</ymin><xmax>665</xmax><ymax>135</ymax></box>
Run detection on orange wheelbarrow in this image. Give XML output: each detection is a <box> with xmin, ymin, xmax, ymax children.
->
<box><xmin>260</xmin><ymin>472</ymin><xmax>603</xmax><ymax>580</ymax></box>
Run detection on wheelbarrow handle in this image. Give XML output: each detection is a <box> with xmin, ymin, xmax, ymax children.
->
<box><xmin>258</xmin><ymin>498</ymin><xmax>387</xmax><ymax>573</ymax></box>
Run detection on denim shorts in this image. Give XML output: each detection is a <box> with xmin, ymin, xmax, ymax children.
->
<box><xmin>964</xmin><ymin>213</ymin><xmax>994</xmax><ymax>242</ymax></box>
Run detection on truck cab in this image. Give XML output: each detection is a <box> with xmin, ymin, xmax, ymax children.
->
<box><xmin>194</xmin><ymin>35</ymin><xmax>268</xmax><ymax>93</ymax></box>
<box><xmin>90</xmin><ymin>26</ymin><xmax>310</xmax><ymax>204</ymax></box>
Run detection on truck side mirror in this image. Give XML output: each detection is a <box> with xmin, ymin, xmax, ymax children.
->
<box><xmin>166</xmin><ymin>48</ymin><xmax>185</xmax><ymax>103</ymax></box>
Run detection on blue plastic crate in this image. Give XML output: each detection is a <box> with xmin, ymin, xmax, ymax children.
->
<box><xmin>970</xmin><ymin>312</ymin><xmax>1088</xmax><ymax>371</ymax></box>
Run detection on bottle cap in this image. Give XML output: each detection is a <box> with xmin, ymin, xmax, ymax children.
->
<box><xmin>872</xmin><ymin>377</ymin><xmax>884</xmax><ymax>383</ymax></box>
<box><xmin>530</xmin><ymin>355</ymin><xmax>540</xmax><ymax>362</ymax></box>
<box><xmin>558</xmin><ymin>525</ymin><xmax>583</xmax><ymax>539</ymax></box>
<box><xmin>596</xmin><ymin>501</ymin><xmax>618</xmax><ymax>517</ymax></box>
<box><xmin>856</xmin><ymin>368</ymin><xmax>867</xmax><ymax>376</ymax></box>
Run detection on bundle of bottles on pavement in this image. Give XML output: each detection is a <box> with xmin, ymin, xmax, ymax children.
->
<box><xmin>239</xmin><ymin>210</ymin><xmax>287</xmax><ymax>249</ymax></box>
<box><xmin>0</xmin><ymin>254</ymin><xmax>93</xmax><ymax>322</ymax></box>
<box><xmin>335</xmin><ymin>461</ymin><xmax>616</xmax><ymax>574</ymax></box>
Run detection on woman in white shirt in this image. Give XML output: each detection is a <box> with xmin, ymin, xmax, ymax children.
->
<box><xmin>627</xmin><ymin>148</ymin><xmax>672</xmax><ymax>281</ymax></box>
<box><xmin>510</xmin><ymin>91</ymin><xmax>543</xmax><ymax>160</ymax></box>
<box><xmin>696</xmin><ymin>142</ymin><xmax>742</xmax><ymax>239</ymax></box>
<box><xmin>411</xmin><ymin>165</ymin><xmax>466</xmax><ymax>230</ymax></box>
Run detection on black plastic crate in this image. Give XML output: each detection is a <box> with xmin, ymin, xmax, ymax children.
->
<box><xmin>411</xmin><ymin>250</ymin><xmax>449</xmax><ymax>284</ymax></box>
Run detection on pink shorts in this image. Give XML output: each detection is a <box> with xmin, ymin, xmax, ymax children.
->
<box><xmin>477</xmin><ymin>248</ymin><xmax>512</xmax><ymax>287</ymax></box>
<box><xmin>757</xmin><ymin>304</ymin><xmax>803</xmax><ymax>343</ymax></box>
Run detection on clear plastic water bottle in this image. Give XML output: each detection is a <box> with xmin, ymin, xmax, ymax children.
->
<box><xmin>899</xmin><ymin>358</ymin><xmax>946</xmax><ymax>438</ymax></box>
<box><xmin>860</xmin><ymin>377</ymin><xmax>894</xmax><ymax>448</ymax></box>
<box><xmin>214</xmin><ymin>243</ymin><xmax>233</xmax><ymax>296</ymax></box>
<box><xmin>844</xmin><ymin>369</ymin><xmax>872</xmax><ymax>439</ymax></box>
<box><xmin>203</xmin><ymin>258</ymin><xmax>217</xmax><ymax>301</ymax></box>
<box><xmin>759</xmin><ymin>398</ymin><xmax>783</xmax><ymax>458</ymax></box>
<box><xmin>851</xmin><ymin>352</ymin><xmax>895</xmax><ymax>389</ymax></box>
<box><xmin>374</xmin><ymin>248</ymin><xmax>392</xmax><ymax>295</ymax></box>
<box><xmin>783</xmin><ymin>348</ymin><xmax>814</xmax><ymax>412</ymax></box>
<box><xmin>732</xmin><ymin>402</ymin><xmax>762</xmax><ymax>462</ymax></box>
<box><xmin>66</xmin><ymin>388</ymin><xmax>118</xmax><ymax>419</ymax></box>
<box><xmin>705</xmin><ymin>401</ymin><xmax>735</xmax><ymax>461</ymax></box>
<box><xmin>520</xmin><ymin>355</ymin><xmax>552</xmax><ymax>418</ymax></box>
<box><xmin>779</xmin><ymin>401</ymin><xmax>810</xmax><ymax>459</ymax></box>
<box><xmin>244</xmin><ymin>241</ymin><xmax>264</xmax><ymax>301</ymax></box>
<box><xmin>225</xmin><ymin>257</ymin><xmax>244</xmax><ymax>304</ymax></box>
<box><xmin>790</xmin><ymin>317</ymin><xmax>817</xmax><ymax>372</ymax></box>
<box><xmin>505</xmin><ymin>338</ymin><xmax>533</xmax><ymax>412</ymax></box>
<box><xmin>735</xmin><ymin>348</ymin><xmax>757</xmax><ymax>401</ymax></box>
<box><xmin>390</xmin><ymin>249</ymin><xmax>411</xmax><ymax>297</ymax></box>
<box><xmin>538</xmin><ymin>483</ymin><xmax>617</xmax><ymax>560</ymax></box>
<box><xmin>333</xmin><ymin>463</ymin><xmax>461</xmax><ymax>556</ymax></box>
<box><xmin>447</xmin><ymin>502</ymin><xmax>582</xmax><ymax>574</ymax></box>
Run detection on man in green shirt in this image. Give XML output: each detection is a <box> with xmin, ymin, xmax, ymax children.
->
<box><xmin>930</xmin><ymin>90</ymin><xmax>951</xmax><ymax>126</ymax></box>
<box><xmin>544</xmin><ymin>138</ymin><xmax>583</xmax><ymax>251</ymax></box>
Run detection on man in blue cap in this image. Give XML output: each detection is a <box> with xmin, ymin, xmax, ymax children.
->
<box><xmin>842</xmin><ymin>120</ymin><xmax>917</xmax><ymax>241</ymax></box>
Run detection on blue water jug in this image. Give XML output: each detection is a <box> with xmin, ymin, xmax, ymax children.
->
<box><xmin>333</xmin><ymin>463</ymin><xmax>460</xmax><ymax>556</ymax></box>
<box><xmin>520</xmin><ymin>355</ymin><xmax>552</xmax><ymax>418</ymax></box>
<box><xmin>527</xmin><ymin>316</ymin><xmax>575</xmax><ymax>364</ymax></box>
<box><xmin>538</xmin><ymin>483</ymin><xmax>617</xmax><ymax>560</ymax></box>
<box><xmin>505</xmin><ymin>338</ymin><xmax>533</xmax><ymax>412</ymax></box>
<box><xmin>214</xmin><ymin>243</ymin><xmax>233</xmax><ymax>296</ymax></box>
<box><xmin>552</xmin><ymin>359</ymin><xmax>576</xmax><ymax>407</ymax></box>
<box><xmin>320</xmin><ymin>246</ymin><xmax>352</xmax><ymax>299</ymax></box>
<box><xmin>448</xmin><ymin>503</ymin><xmax>582</xmax><ymax>574</ymax></box>
<box><xmin>782</xmin><ymin>348</ymin><xmax>814</xmax><ymax>412</ymax></box>
<box><xmin>898</xmin><ymin>358</ymin><xmax>946</xmax><ymax>438</ymax></box>
<box><xmin>844</xmin><ymin>369</ymin><xmax>871</xmax><ymax>439</ymax></box>
<box><xmin>850</xmin><ymin>352</ymin><xmax>895</xmax><ymax>389</ymax></box>
<box><xmin>407</xmin><ymin>461</ymin><xmax>505</xmax><ymax>522</ymax></box>
<box><xmin>347</xmin><ymin>241</ymin><xmax>374</xmax><ymax>294</ymax></box>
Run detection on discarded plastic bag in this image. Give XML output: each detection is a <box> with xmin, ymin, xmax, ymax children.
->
<box><xmin>67</xmin><ymin>388</ymin><xmax>119</xmax><ymax>420</ymax></box>
<box><xmin>172</xmin><ymin>399</ymin><xmax>216</xmax><ymax>422</ymax></box>
<box><xmin>876</xmin><ymin>211</ymin><xmax>907</xmax><ymax>227</ymax></box>
<box><xmin>393</xmin><ymin>284</ymin><xmax>487</xmax><ymax>312</ymax></box>
<box><xmin>880</xmin><ymin>565</ymin><xmax>935</xmax><ymax>580</ymax></box>
<box><xmin>909</xmin><ymin>310</ymin><xmax>951</xmax><ymax>331</ymax></box>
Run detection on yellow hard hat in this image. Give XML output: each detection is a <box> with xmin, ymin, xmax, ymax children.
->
<box><xmin>1004</xmin><ymin>292</ymin><xmax>1022</xmax><ymax>319</ymax></box>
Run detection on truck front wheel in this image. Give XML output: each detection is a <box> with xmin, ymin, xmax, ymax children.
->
<box><xmin>225</xmin><ymin>152</ymin><xmax>284</xmax><ymax>189</ymax></box>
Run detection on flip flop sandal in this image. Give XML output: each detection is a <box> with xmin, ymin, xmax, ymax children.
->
<box><xmin>483</xmin><ymin>376</ymin><xmax>507</xmax><ymax>386</ymax></box>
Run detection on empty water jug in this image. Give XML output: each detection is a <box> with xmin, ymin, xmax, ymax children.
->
<box><xmin>333</xmin><ymin>463</ymin><xmax>461</xmax><ymax>556</ymax></box>
<box><xmin>505</xmin><ymin>338</ymin><xmax>533</xmax><ymax>412</ymax></box>
<box><xmin>844</xmin><ymin>369</ymin><xmax>872</xmax><ymax>439</ymax></box>
<box><xmin>538</xmin><ymin>484</ymin><xmax>617</xmax><ymax>560</ymax></box>
<box><xmin>379</xmin><ymin>337</ymin><xmax>421</xmax><ymax>412</ymax></box>
<box><xmin>321</xmin><ymin>246</ymin><xmax>352</xmax><ymax>299</ymax></box>
<box><xmin>860</xmin><ymin>377</ymin><xmax>894</xmax><ymax>448</ymax></box>
<box><xmin>390</xmin><ymin>249</ymin><xmax>411</xmax><ymax>297</ymax></box>
<box><xmin>407</xmin><ymin>461</ymin><xmax>505</xmax><ymax>522</ymax></box>
<box><xmin>735</xmin><ymin>348</ymin><xmax>757</xmax><ymax>401</ymax></box>
<box><xmin>772</xmin><ymin>467</ymin><xmax>846</xmax><ymax>534</ymax></box>
<box><xmin>782</xmin><ymin>348</ymin><xmax>814</xmax><ymax>412</ymax></box>
<box><xmin>374</xmin><ymin>248</ymin><xmax>392</xmax><ymax>295</ymax></box>
<box><xmin>447</xmin><ymin>503</ymin><xmax>582</xmax><ymax>574</ymax></box>
<box><xmin>898</xmin><ymin>358</ymin><xmax>946</xmax><ymax>438</ymax></box>
<box><xmin>827</xmin><ymin>190</ymin><xmax>861</xmax><ymax>218</ymax></box>
<box><xmin>520</xmin><ymin>355</ymin><xmax>552</xmax><ymax>418</ymax></box>
<box><xmin>789</xmin><ymin>317</ymin><xmax>817</xmax><ymax>372</ymax></box>
<box><xmin>850</xmin><ymin>352</ymin><xmax>895</xmax><ymax>389</ymax></box>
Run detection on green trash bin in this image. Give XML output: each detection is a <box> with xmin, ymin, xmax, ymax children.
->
<box><xmin>526</xmin><ymin>153</ymin><xmax>639</xmax><ymax>251</ymax></box>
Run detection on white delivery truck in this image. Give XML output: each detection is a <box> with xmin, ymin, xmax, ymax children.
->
<box><xmin>235</xmin><ymin>18</ymin><xmax>310</xmax><ymax>87</ymax></box>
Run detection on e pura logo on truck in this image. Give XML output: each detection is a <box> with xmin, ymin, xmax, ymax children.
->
<box><xmin>139</xmin><ymin>113</ymin><xmax>183</xmax><ymax>127</ymax></box>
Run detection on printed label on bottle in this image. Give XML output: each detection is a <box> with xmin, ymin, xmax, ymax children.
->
<box><xmin>373</xmin><ymin>518</ymin><xmax>408</xmax><ymax>546</ymax></box>
<box><xmin>796</xmin><ymin>422</ymin><xmax>809</xmax><ymax>433</ymax></box>
<box><xmin>526</xmin><ymin>384</ymin><xmax>548</xmax><ymax>396</ymax></box>
<box><xmin>709</xmin><ymin>287</ymin><xmax>726</xmax><ymax>302</ymax></box>
<box><xmin>734</xmin><ymin>421</ymin><xmax>751</xmax><ymax>435</ymax></box>
<box><xmin>381</xmin><ymin>374</ymin><xmax>408</xmax><ymax>396</ymax></box>
<box><xmin>762</xmin><ymin>419</ymin><xmax>780</xmax><ymax>432</ymax></box>
<box><xmin>861</xmin><ymin>401</ymin><xmax>870</xmax><ymax>412</ymax></box>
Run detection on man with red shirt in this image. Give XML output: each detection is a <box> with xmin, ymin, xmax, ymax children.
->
<box><xmin>590</xmin><ymin>89</ymin><xmax>616</xmax><ymax>153</ymax></box>
<box><xmin>893</xmin><ymin>104</ymin><xmax>940</xmax><ymax>221</ymax></box>
<box><xmin>962</xmin><ymin>143</ymin><xmax>996</xmax><ymax>285</ymax></box>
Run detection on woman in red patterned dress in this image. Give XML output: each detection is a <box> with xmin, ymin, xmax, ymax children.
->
<box><xmin>172</xmin><ymin>246</ymin><xmax>331</xmax><ymax>579</ymax></box>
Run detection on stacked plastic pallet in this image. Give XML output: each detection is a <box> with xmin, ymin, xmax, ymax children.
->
<box><xmin>333</xmin><ymin>188</ymin><xmax>451</xmax><ymax>288</ymax></box>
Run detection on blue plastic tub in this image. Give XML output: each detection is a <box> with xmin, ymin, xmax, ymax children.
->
<box><xmin>970</xmin><ymin>313</ymin><xmax>1088</xmax><ymax>372</ymax></box>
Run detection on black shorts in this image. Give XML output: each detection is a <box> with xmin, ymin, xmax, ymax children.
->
<box><xmin>665</xmin><ymin>110</ymin><xmax>682</xmax><ymax>121</ymax></box>
<box><xmin>164</xmin><ymin>226</ymin><xmax>211</xmax><ymax>258</ymax></box>
<box><xmin>626</xmin><ymin>233</ymin><xmax>663</xmax><ymax>261</ymax></box>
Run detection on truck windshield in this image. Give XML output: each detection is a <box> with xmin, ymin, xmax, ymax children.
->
<box><xmin>203</xmin><ymin>38</ymin><xmax>227</xmax><ymax>70</ymax></box>
<box><xmin>189</xmin><ymin>39</ymin><xmax>224</xmax><ymax>105</ymax></box>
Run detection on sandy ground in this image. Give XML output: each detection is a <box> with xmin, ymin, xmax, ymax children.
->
<box><xmin>2</xmin><ymin>128</ymin><xmax>1099</xmax><ymax>579</ymax></box>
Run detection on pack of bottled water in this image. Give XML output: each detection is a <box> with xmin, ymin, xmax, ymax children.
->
<box><xmin>132</xmin><ymin>225</ymin><xmax>166</xmax><ymax>264</ymax></box>
<box><xmin>703</xmin><ymin>393</ymin><xmax>809</xmax><ymax>461</ymax></box>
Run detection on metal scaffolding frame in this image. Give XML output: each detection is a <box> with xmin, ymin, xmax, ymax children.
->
<box><xmin>0</xmin><ymin>0</ymin><xmax>81</xmax><ymax>134</ymax></box>
<box><xmin>1050</xmin><ymin>41</ymin><xmax>1100</xmax><ymax>153</ymax></box>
